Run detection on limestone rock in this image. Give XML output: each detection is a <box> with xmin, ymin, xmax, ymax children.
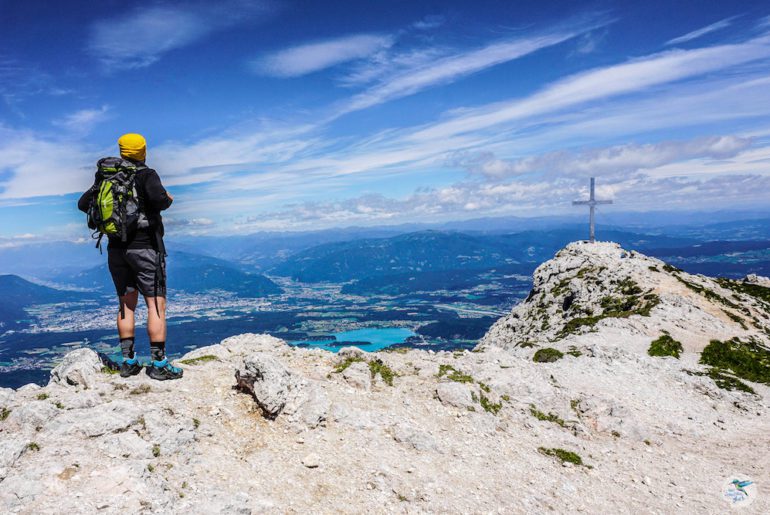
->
<box><xmin>0</xmin><ymin>439</ymin><xmax>27</xmax><ymax>481</ymax></box>
<box><xmin>744</xmin><ymin>273</ymin><xmax>770</xmax><ymax>288</ymax></box>
<box><xmin>48</xmin><ymin>348</ymin><xmax>102</xmax><ymax>389</ymax></box>
<box><xmin>479</xmin><ymin>241</ymin><xmax>770</xmax><ymax>354</ymax></box>
<box><xmin>392</xmin><ymin>422</ymin><xmax>439</xmax><ymax>452</ymax></box>
<box><xmin>235</xmin><ymin>353</ymin><xmax>298</xmax><ymax>418</ymax></box>
<box><xmin>436</xmin><ymin>382</ymin><xmax>475</xmax><ymax>410</ymax></box>
<box><xmin>235</xmin><ymin>353</ymin><xmax>328</xmax><ymax>427</ymax></box>
<box><xmin>342</xmin><ymin>361</ymin><xmax>371</xmax><ymax>391</ymax></box>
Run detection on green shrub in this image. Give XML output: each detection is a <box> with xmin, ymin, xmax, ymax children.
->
<box><xmin>533</xmin><ymin>348</ymin><xmax>564</xmax><ymax>363</ymax></box>
<box><xmin>648</xmin><ymin>333</ymin><xmax>683</xmax><ymax>358</ymax></box>
<box><xmin>700</xmin><ymin>337</ymin><xmax>770</xmax><ymax>385</ymax></box>
<box><xmin>333</xmin><ymin>356</ymin><xmax>365</xmax><ymax>374</ymax></box>
<box><xmin>369</xmin><ymin>359</ymin><xmax>395</xmax><ymax>386</ymax></box>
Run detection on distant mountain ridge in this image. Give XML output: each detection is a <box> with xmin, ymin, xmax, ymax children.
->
<box><xmin>0</xmin><ymin>275</ymin><xmax>97</xmax><ymax>329</ymax></box>
<box><xmin>270</xmin><ymin>229</ymin><xmax>700</xmax><ymax>283</ymax></box>
<box><xmin>56</xmin><ymin>251</ymin><xmax>281</xmax><ymax>297</ymax></box>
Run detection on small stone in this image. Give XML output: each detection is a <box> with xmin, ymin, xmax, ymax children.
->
<box><xmin>302</xmin><ymin>453</ymin><xmax>320</xmax><ymax>468</ymax></box>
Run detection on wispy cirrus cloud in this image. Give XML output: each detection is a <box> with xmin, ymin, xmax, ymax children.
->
<box><xmin>88</xmin><ymin>0</ymin><xmax>273</xmax><ymax>70</ymax></box>
<box><xmin>329</xmin><ymin>15</ymin><xmax>613</xmax><ymax>118</ymax></box>
<box><xmin>253</xmin><ymin>34</ymin><xmax>395</xmax><ymax>77</ymax></box>
<box><xmin>408</xmin><ymin>33</ymin><xmax>770</xmax><ymax>142</ymax></box>
<box><xmin>413</xmin><ymin>15</ymin><xmax>446</xmax><ymax>31</ymax></box>
<box><xmin>52</xmin><ymin>105</ymin><xmax>111</xmax><ymax>136</ymax></box>
<box><xmin>665</xmin><ymin>16</ymin><xmax>739</xmax><ymax>46</ymax></box>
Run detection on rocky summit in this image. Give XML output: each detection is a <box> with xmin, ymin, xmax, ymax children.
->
<box><xmin>1</xmin><ymin>242</ymin><xmax>769</xmax><ymax>514</ymax></box>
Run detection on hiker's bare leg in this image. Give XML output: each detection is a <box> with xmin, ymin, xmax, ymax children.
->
<box><xmin>145</xmin><ymin>296</ymin><xmax>167</xmax><ymax>342</ymax></box>
<box><xmin>117</xmin><ymin>290</ymin><xmax>138</xmax><ymax>338</ymax></box>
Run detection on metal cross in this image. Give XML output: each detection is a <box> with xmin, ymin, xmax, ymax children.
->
<box><xmin>572</xmin><ymin>177</ymin><xmax>612</xmax><ymax>243</ymax></box>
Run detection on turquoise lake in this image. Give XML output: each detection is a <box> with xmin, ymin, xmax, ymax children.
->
<box><xmin>291</xmin><ymin>327</ymin><xmax>415</xmax><ymax>353</ymax></box>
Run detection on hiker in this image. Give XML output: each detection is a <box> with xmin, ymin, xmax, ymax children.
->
<box><xmin>78</xmin><ymin>133</ymin><xmax>183</xmax><ymax>380</ymax></box>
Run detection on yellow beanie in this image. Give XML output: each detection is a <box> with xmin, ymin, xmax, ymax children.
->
<box><xmin>118</xmin><ymin>133</ymin><xmax>147</xmax><ymax>161</ymax></box>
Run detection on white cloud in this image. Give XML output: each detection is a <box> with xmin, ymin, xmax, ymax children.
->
<box><xmin>454</xmin><ymin>136</ymin><xmax>753</xmax><ymax>179</ymax></box>
<box><xmin>665</xmin><ymin>16</ymin><xmax>738</xmax><ymax>46</ymax></box>
<box><xmin>412</xmin><ymin>15</ymin><xmax>446</xmax><ymax>30</ymax></box>
<box><xmin>0</xmin><ymin>126</ymin><xmax>98</xmax><ymax>199</ymax></box>
<box><xmin>253</xmin><ymin>34</ymin><xmax>395</xmax><ymax>77</ymax></box>
<box><xmin>331</xmin><ymin>18</ymin><xmax>611</xmax><ymax>118</ymax></box>
<box><xmin>52</xmin><ymin>105</ymin><xmax>111</xmax><ymax>135</ymax></box>
<box><xmin>88</xmin><ymin>1</ymin><xmax>271</xmax><ymax>70</ymax></box>
<box><xmin>228</xmin><ymin>170</ymin><xmax>770</xmax><ymax>232</ymax></box>
<box><xmin>408</xmin><ymin>33</ymin><xmax>770</xmax><ymax>142</ymax></box>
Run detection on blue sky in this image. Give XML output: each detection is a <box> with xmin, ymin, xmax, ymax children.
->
<box><xmin>1</xmin><ymin>0</ymin><xmax>770</xmax><ymax>244</ymax></box>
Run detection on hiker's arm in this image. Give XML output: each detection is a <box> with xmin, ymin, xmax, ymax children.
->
<box><xmin>77</xmin><ymin>174</ymin><xmax>99</xmax><ymax>213</ymax></box>
<box><xmin>144</xmin><ymin>170</ymin><xmax>173</xmax><ymax>211</ymax></box>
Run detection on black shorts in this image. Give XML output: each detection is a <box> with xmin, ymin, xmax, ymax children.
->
<box><xmin>107</xmin><ymin>248</ymin><xmax>167</xmax><ymax>297</ymax></box>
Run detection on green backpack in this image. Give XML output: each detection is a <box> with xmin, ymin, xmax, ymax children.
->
<box><xmin>87</xmin><ymin>157</ymin><xmax>148</xmax><ymax>248</ymax></box>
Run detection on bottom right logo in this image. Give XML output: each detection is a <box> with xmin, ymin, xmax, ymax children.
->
<box><xmin>721</xmin><ymin>476</ymin><xmax>758</xmax><ymax>508</ymax></box>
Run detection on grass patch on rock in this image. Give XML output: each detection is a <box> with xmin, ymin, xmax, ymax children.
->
<box><xmin>480</xmin><ymin>395</ymin><xmax>502</xmax><ymax>414</ymax></box>
<box><xmin>557</xmin><ymin>278</ymin><xmax>660</xmax><ymax>338</ymax></box>
<box><xmin>529</xmin><ymin>404</ymin><xmax>566</xmax><ymax>427</ymax></box>
<box><xmin>179</xmin><ymin>355</ymin><xmax>219</xmax><ymax>366</ymax></box>
<box><xmin>648</xmin><ymin>333</ymin><xmax>683</xmax><ymax>358</ymax></box>
<box><xmin>437</xmin><ymin>364</ymin><xmax>474</xmax><ymax>383</ymax></box>
<box><xmin>686</xmin><ymin>369</ymin><xmax>755</xmax><ymax>394</ymax></box>
<box><xmin>533</xmin><ymin>348</ymin><xmax>564</xmax><ymax>363</ymax></box>
<box><xmin>36</xmin><ymin>393</ymin><xmax>49</xmax><ymax>400</ymax></box>
<box><xmin>0</xmin><ymin>407</ymin><xmax>10</xmax><ymax>421</ymax></box>
<box><xmin>717</xmin><ymin>278</ymin><xmax>770</xmax><ymax>309</ymax></box>
<box><xmin>369</xmin><ymin>359</ymin><xmax>396</xmax><ymax>386</ymax></box>
<box><xmin>674</xmin><ymin>275</ymin><xmax>741</xmax><ymax>310</ymax></box>
<box><xmin>129</xmin><ymin>384</ymin><xmax>151</xmax><ymax>396</ymax></box>
<box><xmin>538</xmin><ymin>447</ymin><xmax>589</xmax><ymax>467</ymax></box>
<box><xmin>333</xmin><ymin>356</ymin><xmax>365</xmax><ymax>374</ymax></box>
<box><xmin>101</xmin><ymin>366</ymin><xmax>120</xmax><ymax>375</ymax></box>
<box><xmin>700</xmin><ymin>337</ymin><xmax>770</xmax><ymax>386</ymax></box>
<box><xmin>566</xmin><ymin>346</ymin><xmax>582</xmax><ymax>357</ymax></box>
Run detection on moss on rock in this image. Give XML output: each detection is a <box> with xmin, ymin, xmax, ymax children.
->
<box><xmin>533</xmin><ymin>348</ymin><xmax>564</xmax><ymax>363</ymax></box>
<box><xmin>648</xmin><ymin>333</ymin><xmax>683</xmax><ymax>359</ymax></box>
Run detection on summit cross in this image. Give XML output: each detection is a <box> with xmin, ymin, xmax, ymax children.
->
<box><xmin>572</xmin><ymin>177</ymin><xmax>613</xmax><ymax>243</ymax></box>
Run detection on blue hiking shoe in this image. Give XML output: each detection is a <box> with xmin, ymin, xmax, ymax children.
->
<box><xmin>120</xmin><ymin>358</ymin><xmax>142</xmax><ymax>378</ymax></box>
<box><xmin>146</xmin><ymin>359</ymin><xmax>183</xmax><ymax>381</ymax></box>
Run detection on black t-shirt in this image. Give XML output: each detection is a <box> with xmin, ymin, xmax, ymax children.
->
<box><xmin>78</xmin><ymin>162</ymin><xmax>173</xmax><ymax>251</ymax></box>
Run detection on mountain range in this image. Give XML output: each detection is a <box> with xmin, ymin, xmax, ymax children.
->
<box><xmin>56</xmin><ymin>251</ymin><xmax>281</xmax><ymax>297</ymax></box>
